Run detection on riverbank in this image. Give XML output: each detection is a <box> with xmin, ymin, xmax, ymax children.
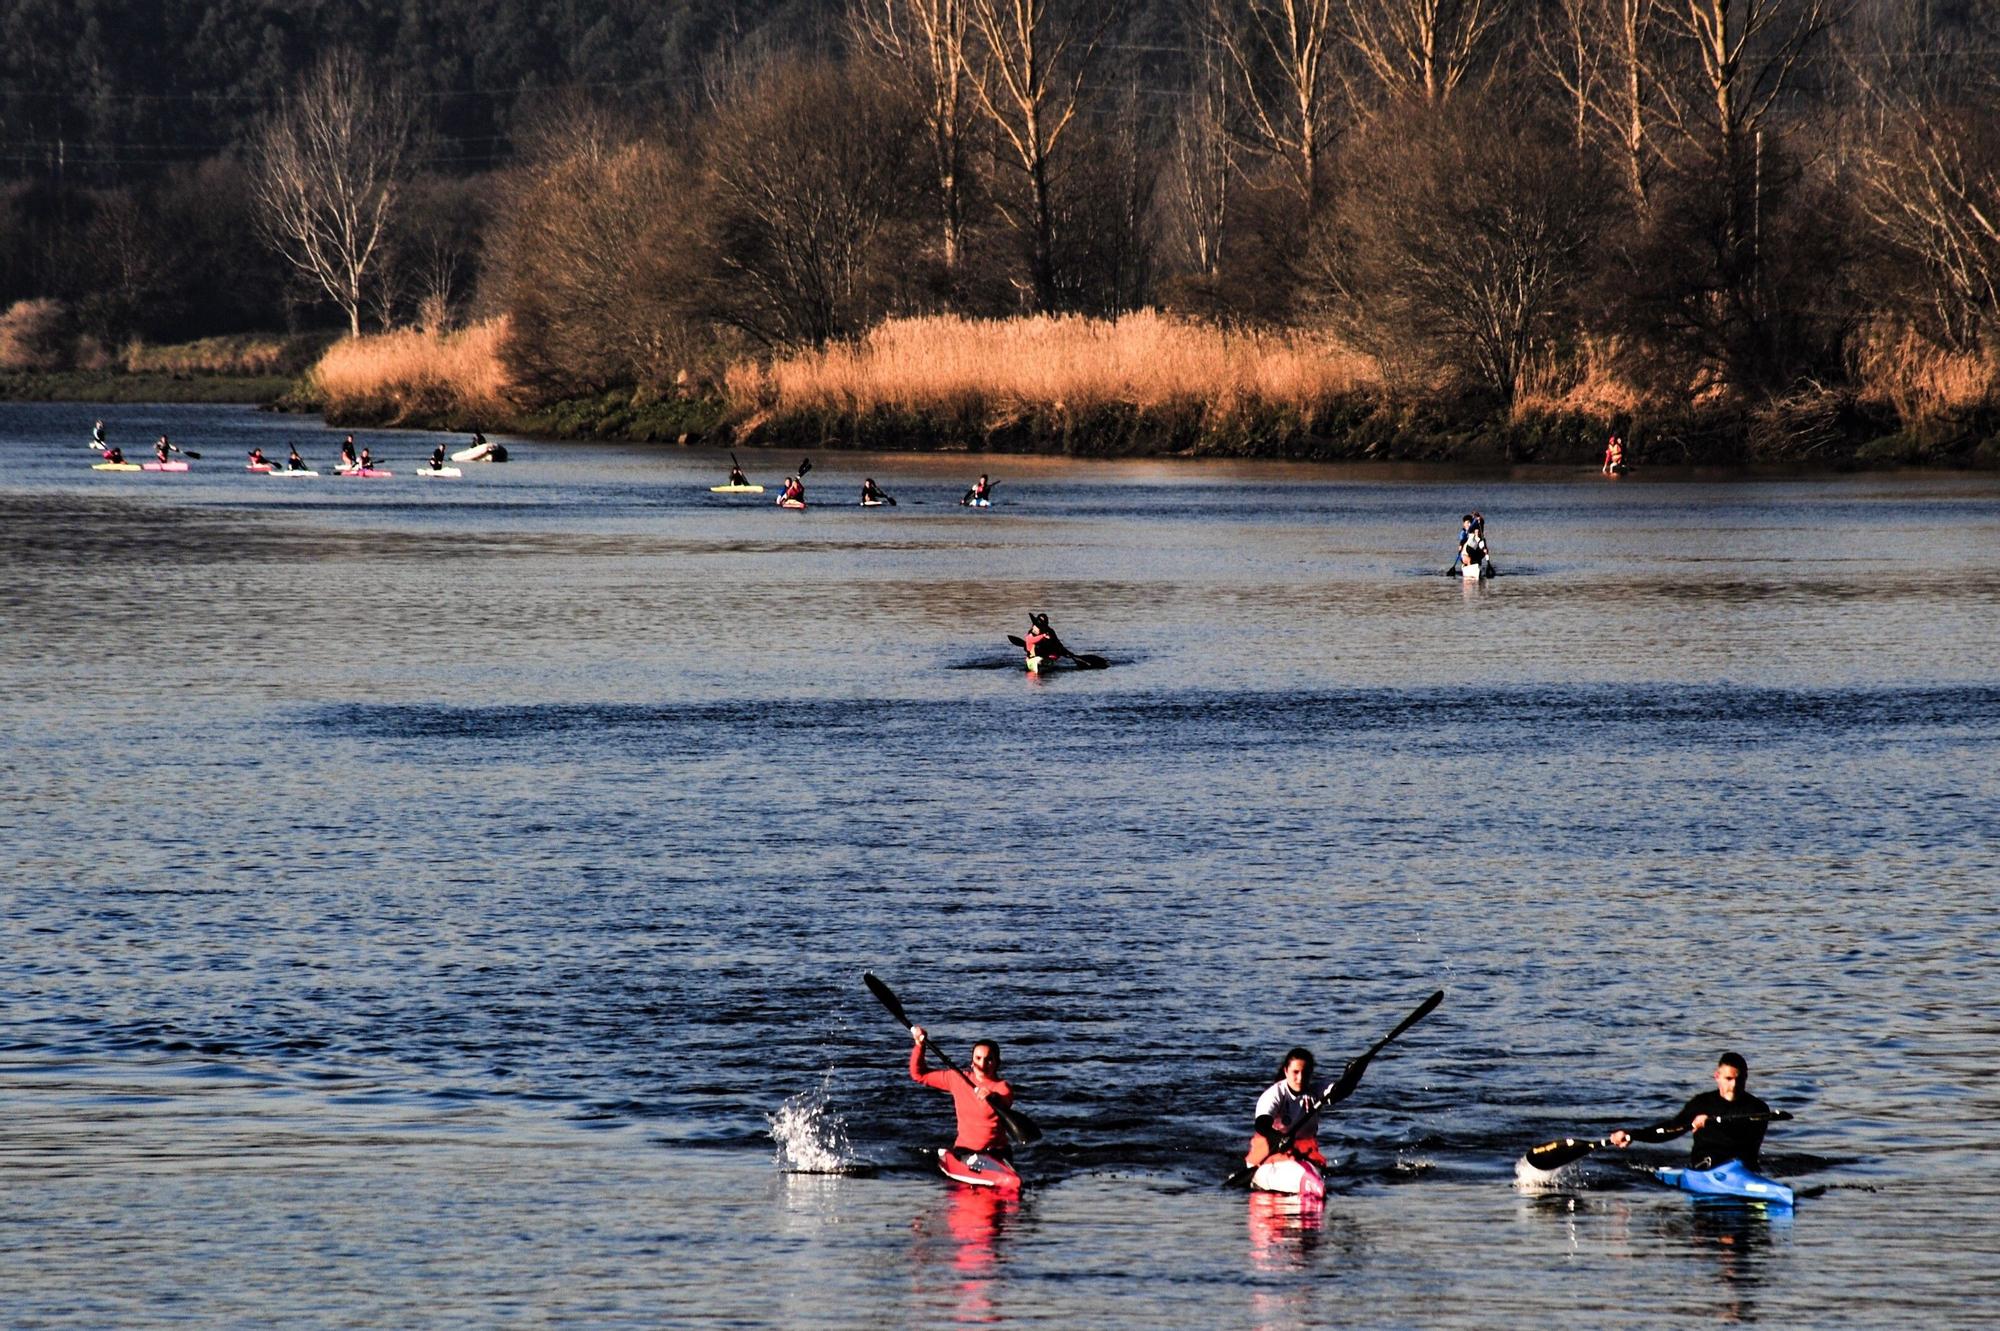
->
<box><xmin>19</xmin><ymin>317</ymin><xmax>2000</xmax><ymax>468</ymax></box>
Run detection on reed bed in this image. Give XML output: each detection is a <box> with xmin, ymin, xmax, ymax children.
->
<box><xmin>309</xmin><ymin>318</ymin><xmax>513</xmax><ymax>421</ymax></box>
<box><xmin>1851</xmin><ymin>324</ymin><xmax>1998</xmax><ymax>423</ymax></box>
<box><xmin>727</xmin><ymin>312</ymin><xmax>1377</xmax><ymax>416</ymax></box>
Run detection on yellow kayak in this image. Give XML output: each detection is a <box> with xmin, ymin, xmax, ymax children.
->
<box><xmin>710</xmin><ymin>484</ymin><xmax>765</xmax><ymax>493</ymax></box>
<box><xmin>92</xmin><ymin>461</ymin><xmax>142</xmax><ymax>471</ymax></box>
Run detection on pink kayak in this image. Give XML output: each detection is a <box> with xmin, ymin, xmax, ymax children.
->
<box><xmin>337</xmin><ymin>467</ymin><xmax>394</xmax><ymax>478</ymax></box>
<box><xmin>142</xmin><ymin>460</ymin><xmax>190</xmax><ymax>472</ymax></box>
<box><xmin>937</xmin><ymin>1148</ymin><xmax>1021</xmax><ymax>1195</ymax></box>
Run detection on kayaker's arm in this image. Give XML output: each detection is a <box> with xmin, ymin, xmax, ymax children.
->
<box><xmin>1609</xmin><ymin>1118</ymin><xmax>1691</xmax><ymax>1148</ymax></box>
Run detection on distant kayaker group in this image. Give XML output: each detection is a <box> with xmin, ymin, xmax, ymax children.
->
<box><xmin>86</xmin><ymin>421</ymin><xmax>505</xmax><ymax>478</ymax></box>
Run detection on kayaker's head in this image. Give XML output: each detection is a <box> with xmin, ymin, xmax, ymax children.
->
<box><xmin>1715</xmin><ymin>1051</ymin><xmax>1748</xmax><ymax>1099</ymax></box>
<box><xmin>1280</xmin><ymin>1047</ymin><xmax>1315</xmax><ymax>1092</ymax></box>
<box><xmin>970</xmin><ymin>1040</ymin><xmax>1002</xmax><ymax>1079</ymax></box>
<box><xmin>1030</xmin><ymin>613</ymin><xmax>1050</xmax><ymax>630</ymax></box>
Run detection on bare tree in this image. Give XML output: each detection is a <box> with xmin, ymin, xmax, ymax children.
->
<box><xmin>1337</xmin><ymin>0</ymin><xmax>1509</xmax><ymax>108</ymax></box>
<box><xmin>250</xmin><ymin>51</ymin><xmax>419</xmax><ymax>337</ymax></box>
<box><xmin>703</xmin><ymin>60</ymin><xmax>927</xmax><ymax>346</ymax></box>
<box><xmin>1531</xmin><ymin>0</ymin><xmax>1668</xmax><ymax>209</ymax></box>
<box><xmin>1206</xmin><ymin>0</ymin><xmax>1340</xmax><ymax>210</ymax></box>
<box><xmin>1329</xmin><ymin>101</ymin><xmax>1609</xmax><ymax>402</ymax></box>
<box><xmin>488</xmin><ymin>109</ymin><xmax>709</xmax><ymax>398</ymax></box>
<box><xmin>961</xmin><ymin>0</ymin><xmax>1102</xmax><ymax>310</ymax></box>
<box><xmin>851</xmin><ymin>0</ymin><xmax>978</xmax><ymax>277</ymax></box>
<box><xmin>1162</xmin><ymin>19</ymin><xmax>1237</xmax><ymax>284</ymax></box>
<box><xmin>1846</xmin><ymin>36</ymin><xmax>2000</xmax><ymax>352</ymax></box>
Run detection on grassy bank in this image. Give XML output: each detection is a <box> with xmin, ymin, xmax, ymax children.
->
<box><xmin>0</xmin><ymin>370</ymin><xmax>296</xmax><ymax>402</ymax></box>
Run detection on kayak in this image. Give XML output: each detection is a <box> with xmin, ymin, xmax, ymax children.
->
<box><xmin>142</xmin><ymin>460</ymin><xmax>190</xmax><ymax>472</ymax></box>
<box><xmin>417</xmin><ymin>466</ymin><xmax>463</xmax><ymax>478</ymax></box>
<box><xmin>1249</xmin><ymin>1154</ymin><xmax>1326</xmax><ymax>1203</ymax></box>
<box><xmin>92</xmin><ymin>461</ymin><xmax>142</xmax><ymax>471</ymax></box>
<box><xmin>937</xmin><ymin>1147</ymin><xmax>1022</xmax><ymax>1196</ymax></box>
<box><xmin>1024</xmin><ymin>655</ymin><xmax>1060</xmax><ymax>674</ymax></box>
<box><xmin>777</xmin><ymin>498</ymin><xmax>807</xmax><ymax>509</ymax></box>
<box><xmin>1459</xmin><ymin>557</ymin><xmax>1491</xmax><ymax>580</ymax></box>
<box><xmin>963</xmin><ymin>497</ymin><xmax>991</xmax><ymax>508</ymax></box>
<box><xmin>246</xmin><ymin>463</ymin><xmax>276</xmax><ymax>472</ymax></box>
<box><xmin>337</xmin><ymin>467</ymin><xmax>393</xmax><ymax>478</ymax></box>
<box><xmin>1656</xmin><ymin>1160</ymin><xmax>1794</xmax><ymax>1208</ymax></box>
<box><xmin>711</xmin><ymin>484</ymin><xmax>765</xmax><ymax>494</ymax></box>
<box><xmin>267</xmin><ymin>468</ymin><xmax>319</xmax><ymax>477</ymax></box>
<box><xmin>450</xmin><ymin>441</ymin><xmax>509</xmax><ymax>463</ymax></box>
<box><xmin>860</xmin><ymin>497</ymin><xmax>888</xmax><ymax>506</ymax></box>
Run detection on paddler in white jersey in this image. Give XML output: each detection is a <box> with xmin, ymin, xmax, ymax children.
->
<box><xmin>1247</xmin><ymin>1047</ymin><xmax>1331</xmax><ymax>1170</ymax></box>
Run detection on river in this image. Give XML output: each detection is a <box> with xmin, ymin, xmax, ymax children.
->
<box><xmin>2</xmin><ymin>403</ymin><xmax>1996</xmax><ymax>1327</ymax></box>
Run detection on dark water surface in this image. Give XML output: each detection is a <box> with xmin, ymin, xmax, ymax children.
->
<box><xmin>3</xmin><ymin>404</ymin><xmax>1997</xmax><ymax>1327</ymax></box>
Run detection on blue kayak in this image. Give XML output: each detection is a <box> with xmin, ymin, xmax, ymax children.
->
<box><xmin>1655</xmin><ymin>1160</ymin><xmax>1794</xmax><ymax>1207</ymax></box>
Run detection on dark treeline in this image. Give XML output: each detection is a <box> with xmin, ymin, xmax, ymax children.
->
<box><xmin>7</xmin><ymin>0</ymin><xmax>2000</xmax><ymax>456</ymax></box>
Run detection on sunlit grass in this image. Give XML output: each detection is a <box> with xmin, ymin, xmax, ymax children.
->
<box><xmin>727</xmin><ymin>312</ymin><xmax>1377</xmax><ymax>415</ymax></box>
<box><xmin>309</xmin><ymin>318</ymin><xmax>513</xmax><ymax>419</ymax></box>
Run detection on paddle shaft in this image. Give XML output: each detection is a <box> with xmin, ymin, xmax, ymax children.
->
<box><xmin>863</xmin><ymin>972</ymin><xmax>1041</xmax><ymax>1145</ymax></box>
<box><xmin>1225</xmin><ymin>989</ymin><xmax>1444</xmax><ymax>1188</ymax></box>
<box><xmin>1525</xmin><ymin>1111</ymin><xmax>1794</xmax><ymax>1172</ymax></box>
<box><xmin>1008</xmin><ymin>633</ymin><xmax>1107</xmax><ymax>669</ymax></box>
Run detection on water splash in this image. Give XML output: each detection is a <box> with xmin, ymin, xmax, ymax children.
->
<box><xmin>768</xmin><ymin>1074</ymin><xmax>858</xmax><ymax>1174</ymax></box>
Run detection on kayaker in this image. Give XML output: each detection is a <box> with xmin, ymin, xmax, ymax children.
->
<box><xmin>1603</xmin><ymin>434</ymin><xmax>1625</xmax><ymax>475</ymax></box>
<box><xmin>729</xmin><ymin>463</ymin><xmax>750</xmax><ymax>487</ymax></box>
<box><xmin>1249</xmin><ymin>1047</ymin><xmax>1332</xmax><ymax>1169</ymax></box>
<box><xmin>963</xmin><ymin>474</ymin><xmax>992</xmax><ymax>506</ymax></box>
<box><xmin>155</xmin><ymin>436</ymin><xmax>174</xmax><ymax>463</ymax></box>
<box><xmin>862</xmin><ymin>478</ymin><xmax>890</xmax><ymax>504</ymax></box>
<box><xmin>1023</xmin><ymin>612</ymin><xmax>1067</xmax><ymax>665</ymax></box>
<box><xmin>909</xmin><ymin>1025</ymin><xmax>1016</xmax><ymax>1162</ymax></box>
<box><xmin>1608</xmin><ymin>1051</ymin><xmax>1774</xmax><ymax>1169</ymax></box>
<box><xmin>340</xmin><ymin>436</ymin><xmax>359</xmax><ymax>470</ymax></box>
<box><xmin>287</xmin><ymin>447</ymin><xmax>307</xmax><ymax>471</ymax></box>
<box><xmin>780</xmin><ymin>474</ymin><xmax>805</xmax><ymax>504</ymax></box>
<box><xmin>92</xmin><ymin>420</ymin><xmax>106</xmax><ymax>448</ymax></box>
<box><xmin>102</xmin><ymin>446</ymin><xmax>125</xmax><ymax>464</ymax></box>
<box><xmin>247</xmin><ymin>447</ymin><xmax>269</xmax><ymax>468</ymax></box>
<box><xmin>429</xmin><ymin>443</ymin><xmax>448</xmax><ymax>471</ymax></box>
<box><xmin>358</xmin><ymin>446</ymin><xmax>376</xmax><ymax>472</ymax></box>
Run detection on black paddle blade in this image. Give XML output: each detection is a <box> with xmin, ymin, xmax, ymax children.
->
<box><xmin>997</xmin><ymin>1102</ymin><xmax>1043</xmax><ymax>1144</ymax></box>
<box><xmin>1073</xmin><ymin>654</ymin><xmax>1109</xmax><ymax>669</ymax></box>
<box><xmin>863</xmin><ymin>972</ymin><xmax>914</xmax><ymax>1031</ymax></box>
<box><xmin>1007</xmin><ymin>634</ymin><xmax>1027</xmax><ymax>648</ymax></box>
<box><xmin>1523</xmin><ymin>1137</ymin><xmax>1600</xmax><ymax>1172</ymax></box>
<box><xmin>799</xmin><ymin>457</ymin><xmax>812</xmax><ymax>476</ymax></box>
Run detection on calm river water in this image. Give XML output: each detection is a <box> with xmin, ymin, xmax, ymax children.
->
<box><xmin>2</xmin><ymin>404</ymin><xmax>1997</xmax><ymax>1327</ymax></box>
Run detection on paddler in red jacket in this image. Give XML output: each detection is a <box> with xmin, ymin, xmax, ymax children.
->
<box><xmin>1023</xmin><ymin>612</ymin><xmax>1067</xmax><ymax>666</ymax></box>
<box><xmin>910</xmin><ymin>1026</ymin><xmax>1015</xmax><ymax>1159</ymax></box>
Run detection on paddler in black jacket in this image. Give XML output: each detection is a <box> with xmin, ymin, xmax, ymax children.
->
<box><xmin>1609</xmin><ymin>1051</ymin><xmax>1774</xmax><ymax>1169</ymax></box>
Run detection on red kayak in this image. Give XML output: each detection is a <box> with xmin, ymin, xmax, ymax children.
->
<box><xmin>937</xmin><ymin>1147</ymin><xmax>1021</xmax><ymax>1195</ymax></box>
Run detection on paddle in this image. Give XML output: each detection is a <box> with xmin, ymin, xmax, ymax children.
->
<box><xmin>1521</xmin><ymin>1110</ymin><xmax>1794</xmax><ymax>1174</ymax></box>
<box><xmin>799</xmin><ymin>457</ymin><xmax>812</xmax><ymax>478</ymax></box>
<box><xmin>1224</xmin><ymin>989</ymin><xmax>1445</xmax><ymax>1189</ymax></box>
<box><xmin>1006</xmin><ymin>633</ymin><xmax>1108</xmax><ymax>670</ymax></box>
<box><xmin>165</xmin><ymin>446</ymin><xmax>202</xmax><ymax>459</ymax></box>
<box><xmin>863</xmin><ymin>971</ymin><xmax>1042</xmax><ymax>1145</ymax></box>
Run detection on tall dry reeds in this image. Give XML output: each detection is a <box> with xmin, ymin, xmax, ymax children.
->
<box><xmin>309</xmin><ymin>318</ymin><xmax>513</xmax><ymax>421</ymax></box>
<box><xmin>726</xmin><ymin>312</ymin><xmax>1377</xmax><ymax>417</ymax></box>
<box><xmin>1851</xmin><ymin>324</ymin><xmax>1999</xmax><ymax>423</ymax></box>
<box><xmin>1510</xmin><ymin>336</ymin><xmax>1646</xmax><ymax>421</ymax></box>
<box><xmin>0</xmin><ymin>298</ymin><xmax>71</xmax><ymax>372</ymax></box>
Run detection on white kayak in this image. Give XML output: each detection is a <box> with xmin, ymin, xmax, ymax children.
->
<box><xmin>417</xmin><ymin>466</ymin><xmax>463</xmax><ymax>478</ymax></box>
<box><xmin>1249</xmin><ymin>1154</ymin><xmax>1326</xmax><ymax>1202</ymax></box>
<box><xmin>267</xmin><ymin>467</ymin><xmax>320</xmax><ymax>477</ymax></box>
<box><xmin>1459</xmin><ymin>557</ymin><xmax>1492</xmax><ymax>580</ymax></box>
